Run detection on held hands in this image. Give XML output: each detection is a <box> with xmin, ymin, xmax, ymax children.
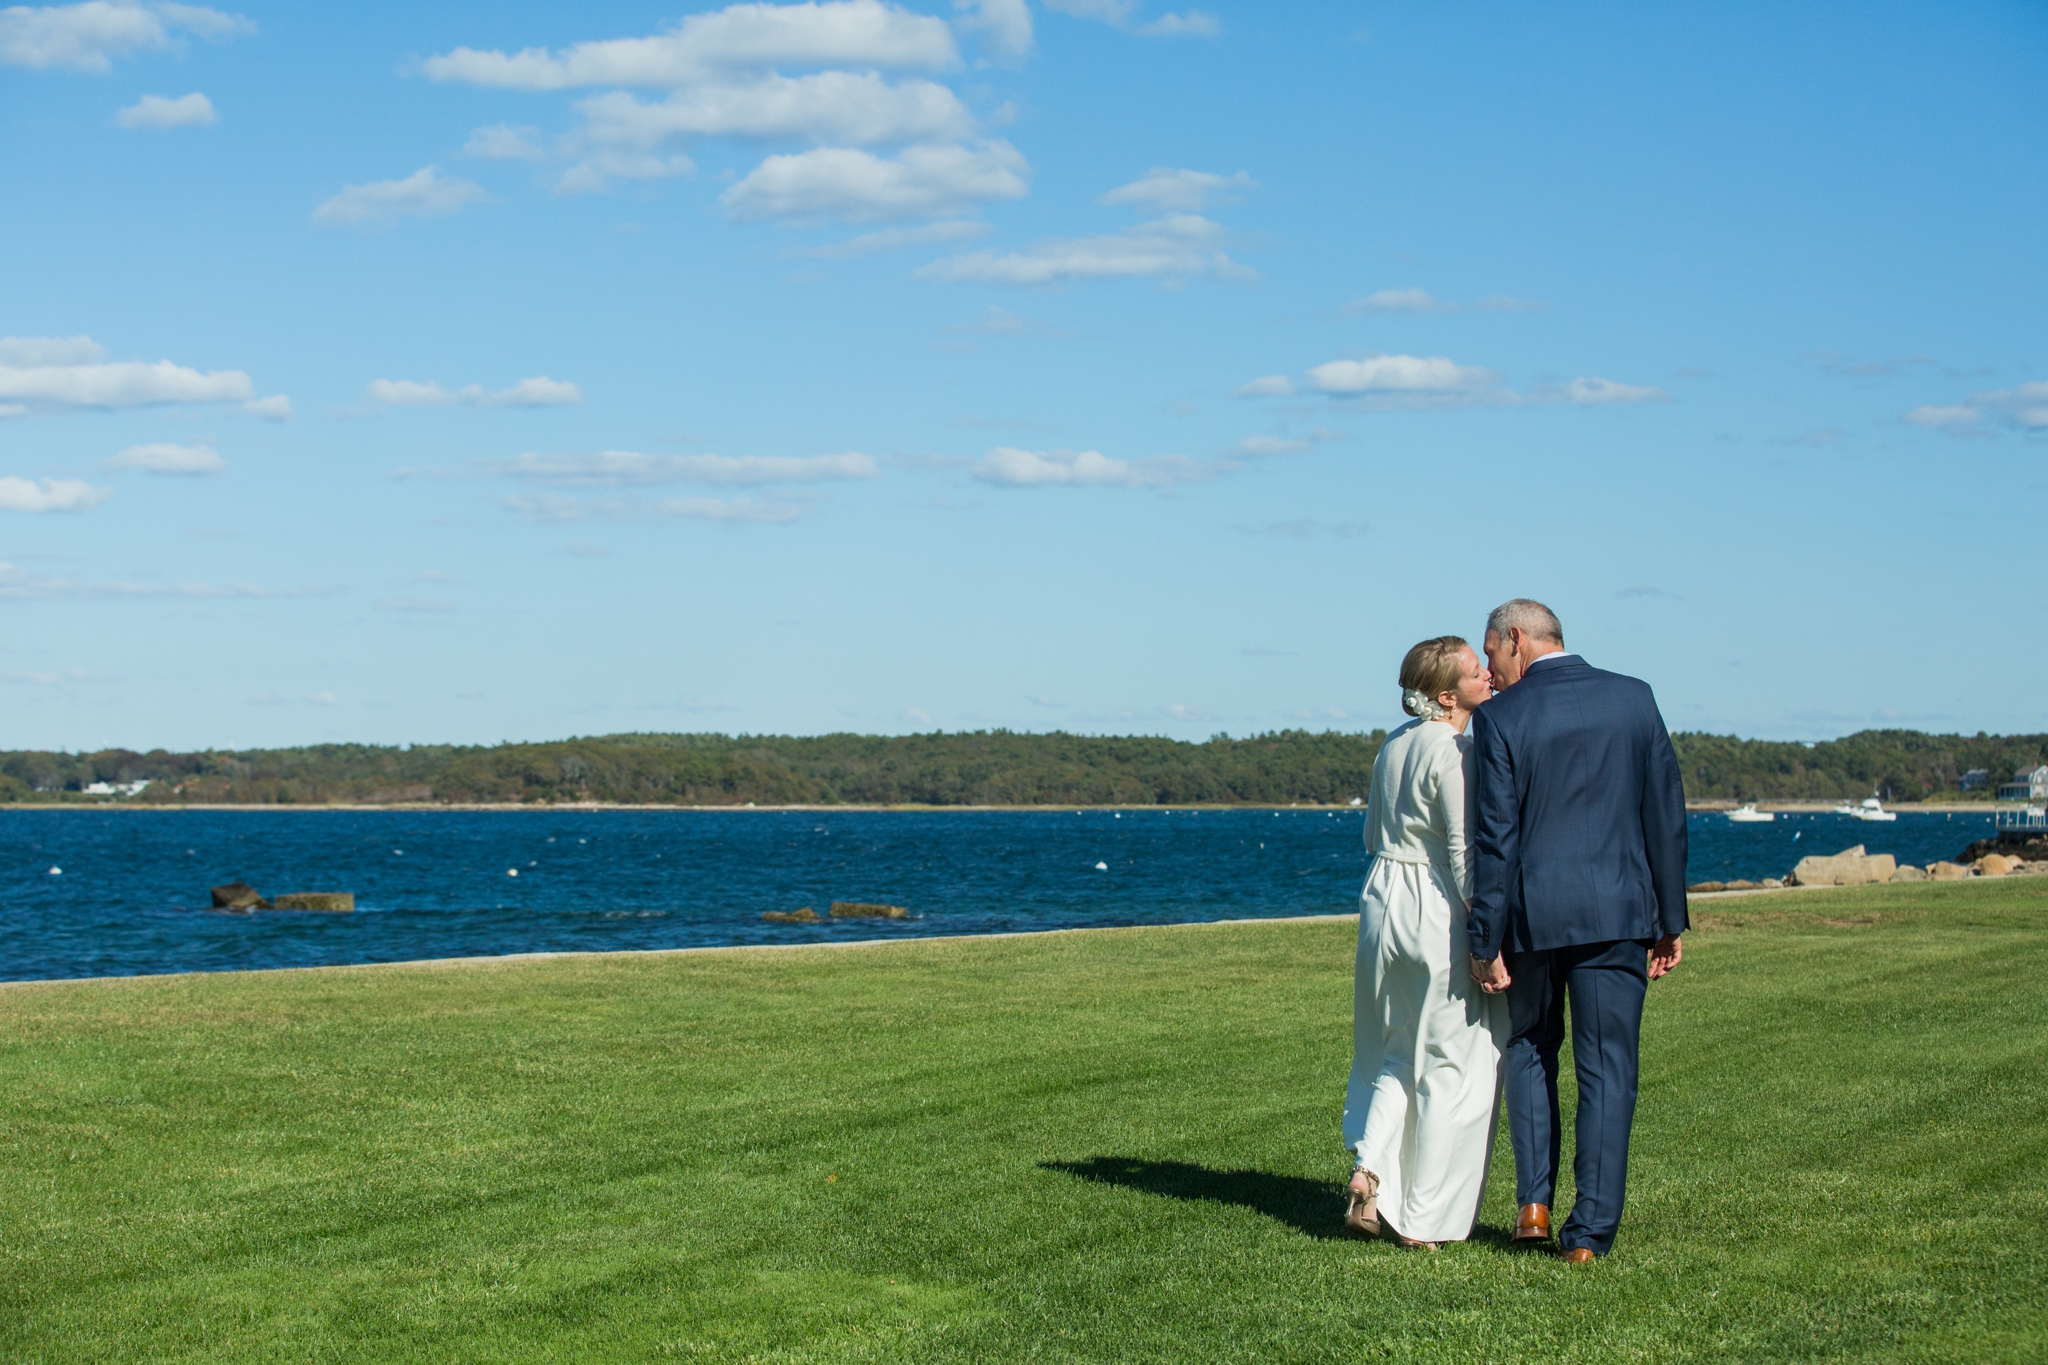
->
<box><xmin>1648</xmin><ymin>934</ymin><xmax>1683</xmax><ymax>980</ymax></box>
<box><xmin>1469</xmin><ymin>955</ymin><xmax>1511</xmax><ymax>994</ymax></box>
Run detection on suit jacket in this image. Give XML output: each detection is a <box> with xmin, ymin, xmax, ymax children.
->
<box><xmin>1466</xmin><ymin>654</ymin><xmax>1689</xmax><ymax>958</ymax></box>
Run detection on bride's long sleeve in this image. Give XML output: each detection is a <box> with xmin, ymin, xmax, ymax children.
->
<box><xmin>1437</xmin><ymin>739</ymin><xmax>1473</xmax><ymax>905</ymax></box>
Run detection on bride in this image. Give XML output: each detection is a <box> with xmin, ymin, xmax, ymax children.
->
<box><xmin>1341</xmin><ymin>635</ymin><xmax>1506</xmax><ymax>1248</ymax></box>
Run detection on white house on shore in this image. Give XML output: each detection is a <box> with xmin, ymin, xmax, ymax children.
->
<box><xmin>1997</xmin><ymin>765</ymin><xmax>2048</xmax><ymax>801</ymax></box>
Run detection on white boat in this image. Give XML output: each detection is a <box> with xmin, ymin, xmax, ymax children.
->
<box><xmin>1725</xmin><ymin>804</ymin><xmax>1775</xmax><ymax>823</ymax></box>
<box><xmin>1850</xmin><ymin>797</ymin><xmax>1896</xmax><ymax>823</ymax></box>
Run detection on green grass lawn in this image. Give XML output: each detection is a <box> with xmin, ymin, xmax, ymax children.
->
<box><xmin>2</xmin><ymin>880</ymin><xmax>2044</xmax><ymax>1363</ymax></box>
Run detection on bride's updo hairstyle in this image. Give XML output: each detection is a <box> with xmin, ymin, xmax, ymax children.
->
<box><xmin>1399</xmin><ymin>636</ymin><xmax>1469</xmax><ymax>720</ymax></box>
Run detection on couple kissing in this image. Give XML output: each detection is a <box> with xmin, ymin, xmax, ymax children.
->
<box><xmin>1340</xmin><ymin>598</ymin><xmax>1688</xmax><ymax>1259</ymax></box>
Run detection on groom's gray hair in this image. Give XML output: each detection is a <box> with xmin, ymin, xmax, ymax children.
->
<box><xmin>1487</xmin><ymin>598</ymin><xmax>1564</xmax><ymax>646</ymax></box>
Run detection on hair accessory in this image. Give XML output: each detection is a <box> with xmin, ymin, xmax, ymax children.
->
<box><xmin>1402</xmin><ymin>687</ymin><xmax>1445</xmax><ymax>720</ymax></box>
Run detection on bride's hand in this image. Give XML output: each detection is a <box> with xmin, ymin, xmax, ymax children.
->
<box><xmin>1469</xmin><ymin>955</ymin><xmax>1511</xmax><ymax>993</ymax></box>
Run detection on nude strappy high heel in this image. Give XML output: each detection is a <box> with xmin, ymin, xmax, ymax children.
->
<box><xmin>1344</xmin><ymin>1168</ymin><xmax>1381</xmax><ymax>1238</ymax></box>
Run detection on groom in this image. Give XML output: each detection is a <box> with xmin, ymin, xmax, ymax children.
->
<box><xmin>1465</xmin><ymin>599</ymin><xmax>1688</xmax><ymax>1263</ymax></box>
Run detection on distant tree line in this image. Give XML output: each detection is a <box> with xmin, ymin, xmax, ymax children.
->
<box><xmin>0</xmin><ymin>730</ymin><xmax>1385</xmax><ymax>806</ymax></box>
<box><xmin>2</xmin><ymin>728</ymin><xmax>2041</xmax><ymax>807</ymax></box>
<box><xmin>1669</xmin><ymin>730</ymin><xmax>2047</xmax><ymax>803</ymax></box>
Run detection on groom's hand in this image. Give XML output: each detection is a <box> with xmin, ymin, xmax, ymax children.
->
<box><xmin>1648</xmin><ymin>934</ymin><xmax>1683</xmax><ymax>980</ymax></box>
<box><xmin>1470</xmin><ymin>955</ymin><xmax>1511</xmax><ymax>994</ymax></box>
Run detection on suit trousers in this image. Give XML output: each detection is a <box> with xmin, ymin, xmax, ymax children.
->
<box><xmin>1501</xmin><ymin>937</ymin><xmax>1650</xmax><ymax>1256</ymax></box>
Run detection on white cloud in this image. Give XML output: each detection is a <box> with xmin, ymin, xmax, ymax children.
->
<box><xmin>115</xmin><ymin>90</ymin><xmax>213</xmax><ymax>128</ymax></box>
<box><xmin>1307</xmin><ymin>354</ymin><xmax>1500</xmax><ymax>396</ymax></box>
<box><xmin>502</xmin><ymin>493</ymin><xmax>809</xmax><ymax>524</ymax></box>
<box><xmin>367</xmin><ymin>379</ymin><xmax>457</xmax><ymax>407</ymax></box>
<box><xmin>1040</xmin><ymin>0</ymin><xmax>1136</xmax><ymax>21</ymax></box>
<box><xmin>374</xmin><ymin>597</ymin><xmax>455</xmax><ymax>614</ymax></box>
<box><xmin>1342</xmin><ymin>289</ymin><xmax>1547</xmax><ymax>315</ymax></box>
<box><xmin>368</xmin><ymin>376</ymin><xmax>581</xmax><ymax>409</ymax></box>
<box><xmin>421</xmin><ymin>0</ymin><xmax>959</xmax><ymax>90</ymax></box>
<box><xmin>952</xmin><ymin>0</ymin><xmax>1030</xmax><ymax>60</ymax></box>
<box><xmin>0</xmin><ymin>562</ymin><xmax>335</xmax><ymax>599</ymax></box>
<box><xmin>803</xmin><ymin>218</ymin><xmax>990</xmax><ymax>257</ymax></box>
<box><xmin>971</xmin><ymin>446</ymin><xmax>1215</xmax><ymax>488</ymax></box>
<box><xmin>0</xmin><ymin>335</ymin><xmax>104</xmax><ymax>365</ymax></box>
<box><xmin>105</xmin><ymin>441</ymin><xmax>224</xmax><ymax>474</ymax></box>
<box><xmin>0</xmin><ymin>1</ymin><xmax>251</xmax><ymax>73</ymax></box>
<box><xmin>1235</xmin><ymin>375</ymin><xmax>1294</xmax><ymax>397</ymax></box>
<box><xmin>0</xmin><ymin>337</ymin><xmax>260</xmax><ymax>413</ymax></box>
<box><xmin>1565</xmin><ymin>376</ymin><xmax>1670</xmax><ymax>406</ymax></box>
<box><xmin>555</xmin><ymin>149</ymin><xmax>696</xmax><ymax>194</ymax></box>
<box><xmin>723</xmin><ymin>139</ymin><xmax>1026</xmax><ymax>221</ymax></box>
<box><xmin>1232</xmin><ymin>435</ymin><xmax>1309</xmax><ymax>457</ymax></box>
<box><xmin>1099</xmin><ymin>167</ymin><xmax>1253</xmax><ymax>212</ymax></box>
<box><xmin>313</xmin><ymin>166</ymin><xmax>492</xmax><ymax>227</ymax></box>
<box><xmin>415</xmin><ymin>450</ymin><xmax>878</xmax><ymax>487</ymax></box>
<box><xmin>916</xmin><ymin>213</ymin><xmax>1250</xmax><ymax>286</ymax></box>
<box><xmin>463</xmin><ymin>123</ymin><xmax>546</xmax><ymax>160</ymax></box>
<box><xmin>487</xmin><ymin>376</ymin><xmax>582</xmax><ymax>407</ymax></box>
<box><xmin>578</xmin><ymin>72</ymin><xmax>971</xmax><ymax>146</ymax></box>
<box><xmin>559</xmin><ymin>72</ymin><xmax>972</xmax><ymax>191</ymax></box>
<box><xmin>1903</xmin><ymin>404</ymin><xmax>1978</xmax><ymax>429</ymax></box>
<box><xmin>1350</xmin><ymin>287</ymin><xmax>1442</xmax><ymax>313</ymax></box>
<box><xmin>1231</xmin><ymin>427</ymin><xmax>1341</xmax><ymax>458</ymax></box>
<box><xmin>1135</xmin><ymin>11</ymin><xmax>1219</xmax><ymax>37</ymax></box>
<box><xmin>1040</xmin><ymin>1</ymin><xmax>1216</xmax><ymax>36</ymax></box>
<box><xmin>0</xmin><ymin>477</ymin><xmax>110</xmax><ymax>512</ymax></box>
<box><xmin>242</xmin><ymin>394</ymin><xmax>292</xmax><ymax>420</ymax></box>
<box><xmin>1968</xmin><ymin>380</ymin><xmax>2048</xmax><ymax>430</ymax></box>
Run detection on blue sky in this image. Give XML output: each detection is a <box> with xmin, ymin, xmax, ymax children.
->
<box><xmin>1</xmin><ymin>0</ymin><xmax>2043</xmax><ymax>752</ymax></box>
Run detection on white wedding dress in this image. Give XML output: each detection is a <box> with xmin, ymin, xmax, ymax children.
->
<box><xmin>1341</xmin><ymin>716</ymin><xmax>1506</xmax><ymax>1242</ymax></box>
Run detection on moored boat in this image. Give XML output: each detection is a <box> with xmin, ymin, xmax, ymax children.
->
<box><xmin>1726</xmin><ymin>804</ymin><xmax>1775</xmax><ymax>823</ymax></box>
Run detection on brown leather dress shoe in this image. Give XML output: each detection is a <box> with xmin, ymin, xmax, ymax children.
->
<box><xmin>1562</xmin><ymin>1247</ymin><xmax>1596</xmax><ymax>1265</ymax></box>
<box><xmin>1513</xmin><ymin>1203</ymin><xmax>1551</xmax><ymax>1242</ymax></box>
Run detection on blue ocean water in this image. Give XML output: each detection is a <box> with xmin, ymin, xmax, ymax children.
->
<box><xmin>0</xmin><ymin>807</ymin><xmax>2001</xmax><ymax>981</ymax></box>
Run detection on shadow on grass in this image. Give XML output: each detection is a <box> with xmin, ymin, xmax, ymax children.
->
<box><xmin>1043</xmin><ymin>1157</ymin><xmax>1531</xmax><ymax>1250</ymax></box>
<box><xmin>1043</xmin><ymin>1157</ymin><xmax>1350</xmax><ymax>1240</ymax></box>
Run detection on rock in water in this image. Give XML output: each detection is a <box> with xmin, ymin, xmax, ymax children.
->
<box><xmin>1789</xmin><ymin>846</ymin><xmax>1896</xmax><ymax>887</ymax></box>
<box><xmin>762</xmin><ymin>907</ymin><xmax>822</xmax><ymax>924</ymax></box>
<box><xmin>1956</xmin><ymin>831</ymin><xmax>2048</xmax><ymax>864</ymax></box>
<box><xmin>210</xmin><ymin>881</ymin><xmax>268</xmax><ymax>911</ymax></box>
<box><xmin>829</xmin><ymin>901</ymin><xmax>909</xmax><ymax>919</ymax></box>
<box><xmin>1928</xmin><ymin>861</ymin><xmax>1971</xmax><ymax>881</ymax></box>
<box><xmin>272</xmin><ymin>893</ymin><xmax>354</xmax><ymax>912</ymax></box>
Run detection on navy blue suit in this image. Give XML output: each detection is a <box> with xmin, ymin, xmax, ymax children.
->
<box><xmin>1466</xmin><ymin>653</ymin><xmax>1687</xmax><ymax>1255</ymax></box>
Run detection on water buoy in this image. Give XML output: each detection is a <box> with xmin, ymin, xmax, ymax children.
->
<box><xmin>1095</xmin><ymin>861</ymin><xmax>1108</xmax><ymax>870</ymax></box>
<box><xmin>507</xmin><ymin>868</ymin><xmax>519</xmax><ymax>877</ymax></box>
<box><xmin>48</xmin><ymin>866</ymin><xmax>61</xmax><ymax>875</ymax></box>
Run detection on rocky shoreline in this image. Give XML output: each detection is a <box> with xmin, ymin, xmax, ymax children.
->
<box><xmin>1688</xmin><ymin>840</ymin><xmax>2042</xmax><ymax>894</ymax></box>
